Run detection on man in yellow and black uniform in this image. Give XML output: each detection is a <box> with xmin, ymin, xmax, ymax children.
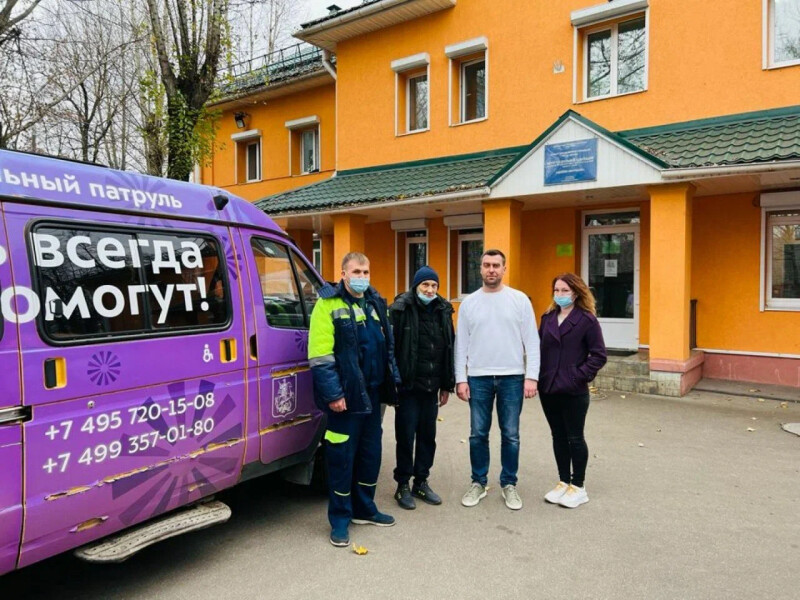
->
<box><xmin>308</xmin><ymin>252</ymin><xmax>400</xmax><ymax>547</ymax></box>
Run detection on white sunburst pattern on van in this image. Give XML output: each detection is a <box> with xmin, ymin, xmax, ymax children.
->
<box><xmin>113</xmin><ymin>378</ymin><xmax>244</xmax><ymax>526</ymax></box>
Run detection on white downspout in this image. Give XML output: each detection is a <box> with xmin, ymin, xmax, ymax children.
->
<box><xmin>322</xmin><ymin>50</ymin><xmax>337</xmax><ymax>80</ymax></box>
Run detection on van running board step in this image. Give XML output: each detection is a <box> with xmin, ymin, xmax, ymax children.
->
<box><xmin>74</xmin><ymin>500</ymin><xmax>231</xmax><ymax>563</ymax></box>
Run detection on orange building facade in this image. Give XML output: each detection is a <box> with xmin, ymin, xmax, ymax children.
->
<box><xmin>203</xmin><ymin>0</ymin><xmax>800</xmax><ymax>395</ymax></box>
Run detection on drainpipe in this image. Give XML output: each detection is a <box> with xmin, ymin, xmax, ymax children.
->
<box><xmin>322</xmin><ymin>50</ymin><xmax>337</xmax><ymax>80</ymax></box>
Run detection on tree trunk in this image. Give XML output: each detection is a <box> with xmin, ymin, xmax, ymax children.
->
<box><xmin>165</xmin><ymin>93</ymin><xmax>197</xmax><ymax>181</ymax></box>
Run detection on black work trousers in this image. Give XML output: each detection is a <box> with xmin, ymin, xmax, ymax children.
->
<box><xmin>539</xmin><ymin>391</ymin><xmax>590</xmax><ymax>487</ymax></box>
<box><xmin>393</xmin><ymin>389</ymin><xmax>438</xmax><ymax>485</ymax></box>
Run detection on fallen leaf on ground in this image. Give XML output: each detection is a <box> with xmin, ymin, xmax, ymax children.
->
<box><xmin>781</xmin><ymin>402</ymin><xmax>788</xmax><ymax>408</ymax></box>
<box><xmin>437</xmin><ymin>417</ymin><xmax>444</xmax><ymax>422</ymax></box>
<box><xmin>620</xmin><ymin>395</ymin><xmax>626</xmax><ymax>399</ymax></box>
<box><xmin>752</xmin><ymin>417</ymin><xmax>758</xmax><ymax>421</ymax></box>
<box><xmin>749</xmin><ymin>389</ymin><xmax>759</xmax><ymax>393</ymax></box>
<box><xmin>746</xmin><ymin>427</ymin><xmax>756</xmax><ymax>432</ymax></box>
<box><xmin>638</xmin><ymin>443</ymin><xmax>645</xmax><ymax>447</ymax></box>
<box><xmin>656</xmin><ymin>428</ymin><xmax>662</xmax><ymax>432</ymax></box>
<box><xmin>757</xmin><ymin>398</ymin><xmax>766</xmax><ymax>402</ymax></box>
<box><xmin>352</xmin><ymin>544</ymin><xmax>368</xmax><ymax>555</ymax></box>
<box><xmin>460</xmin><ymin>439</ymin><xmax>466</xmax><ymax>444</ymax></box>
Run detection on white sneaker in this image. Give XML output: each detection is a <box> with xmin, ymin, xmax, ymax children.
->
<box><xmin>544</xmin><ymin>481</ymin><xmax>569</xmax><ymax>504</ymax></box>
<box><xmin>501</xmin><ymin>484</ymin><xmax>523</xmax><ymax>510</ymax></box>
<box><xmin>461</xmin><ymin>482</ymin><xmax>487</xmax><ymax>507</ymax></box>
<box><xmin>558</xmin><ymin>484</ymin><xmax>589</xmax><ymax>508</ymax></box>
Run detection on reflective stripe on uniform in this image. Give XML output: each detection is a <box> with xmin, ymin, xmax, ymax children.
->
<box><xmin>324</xmin><ymin>430</ymin><xmax>350</xmax><ymax>444</ymax></box>
<box><xmin>357</xmin><ymin>481</ymin><xmax>377</xmax><ymax>487</ymax></box>
<box><xmin>309</xmin><ymin>354</ymin><xmax>335</xmax><ymax>367</ymax></box>
<box><xmin>331</xmin><ymin>307</ymin><xmax>350</xmax><ymax>320</ymax></box>
<box><xmin>352</xmin><ymin>305</ymin><xmax>366</xmax><ymax>321</ymax></box>
<box><xmin>333</xmin><ymin>490</ymin><xmax>351</xmax><ymax>497</ymax></box>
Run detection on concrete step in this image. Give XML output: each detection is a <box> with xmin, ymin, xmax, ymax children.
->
<box><xmin>594</xmin><ymin>374</ymin><xmax>661</xmax><ymax>395</ymax></box>
<box><xmin>597</xmin><ymin>352</ymin><xmax>650</xmax><ymax>378</ymax></box>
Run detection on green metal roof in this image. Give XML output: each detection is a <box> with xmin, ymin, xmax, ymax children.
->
<box><xmin>255</xmin><ymin>146</ymin><xmax>527</xmax><ymax>215</ymax></box>
<box><xmin>620</xmin><ymin>105</ymin><xmax>800</xmax><ymax>168</ymax></box>
<box><xmin>215</xmin><ymin>44</ymin><xmax>328</xmax><ymax>96</ymax></box>
<box><xmin>257</xmin><ymin>106</ymin><xmax>800</xmax><ymax>215</ymax></box>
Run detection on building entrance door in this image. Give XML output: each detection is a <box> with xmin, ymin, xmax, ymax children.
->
<box><xmin>581</xmin><ymin>210</ymin><xmax>640</xmax><ymax>350</ymax></box>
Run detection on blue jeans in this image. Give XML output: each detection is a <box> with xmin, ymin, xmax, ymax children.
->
<box><xmin>467</xmin><ymin>375</ymin><xmax>524</xmax><ymax>487</ymax></box>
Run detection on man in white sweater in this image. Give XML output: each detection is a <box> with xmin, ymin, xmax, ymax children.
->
<box><xmin>455</xmin><ymin>249</ymin><xmax>540</xmax><ymax>510</ymax></box>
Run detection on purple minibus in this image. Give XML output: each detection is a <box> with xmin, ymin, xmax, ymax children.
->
<box><xmin>0</xmin><ymin>149</ymin><xmax>325</xmax><ymax>574</ymax></box>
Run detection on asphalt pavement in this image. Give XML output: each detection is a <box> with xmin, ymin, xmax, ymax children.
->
<box><xmin>5</xmin><ymin>388</ymin><xmax>799</xmax><ymax>600</ymax></box>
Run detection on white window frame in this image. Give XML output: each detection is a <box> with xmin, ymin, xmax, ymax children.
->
<box><xmin>571</xmin><ymin>5</ymin><xmax>649</xmax><ymax>104</ymax></box>
<box><xmin>391</xmin><ymin>52</ymin><xmax>430</xmax><ymax>137</ymax></box>
<box><xmin>312</xmin><ymin>238</ymin><xmax>322</xmax><ymax>273</ymax></box>
<box><xmin>762</xmin><ymin>206</ymin><xmax>800</xmax><ymax>311</ymax></box>
<box><xmin>764</xmin><ymin>0</ymin><xmax>800</xmax><ymax>69</ymax></box>
<box><xmin>457</xmin><ymin>229</ymin><xmax>484</xmax><ymax>297</ymax></box>
<box><xmin>406</xmin><ymin>73</ymin><xmax>429</xmax><ymax>133</ymax></box>
<box><xmin>300</xmin><ymin>127</ymin><xmax>319</xmax><ymax>174</ymax></box>
<box><xmin>404</xmin><ymin>230</ymin><xmax>429</xmax><ymax>289</ymax></box>
<box><xmin>445</xmin><ymin>37</ymin><xmax>489</xmax><ymax>127</ymax></box>
<box><xmin>581</xmin><ymin>15</ymin><xmax>648</xmax><ymax>102</ymax></box>
<box><xmin>460</xmin><ymin>57</ymin><xmax>487</xmax><ymax>124</ymax></box>
<box><xmin>245</xmin><ymin>140</ymin><xmax>261</xmax><ymax>183</ymax></box>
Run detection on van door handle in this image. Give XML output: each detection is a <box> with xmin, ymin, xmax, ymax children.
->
<box><xmin>220</xmin><ymin>338</ymin><xmax>237</xmax><ymax>363</ymax></box>
<box><xmin>44</xmin><ymin>357</ymin><xmax>67</xmax><ymax>389</ymax></box>
<box><xmin>249</xmin><ymin>335</ymin><xmax>258</xmax><ymax>360</ymax></box>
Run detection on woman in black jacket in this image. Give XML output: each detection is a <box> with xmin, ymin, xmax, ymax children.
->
<box><xmin>390</xmin><ymin>266</ymin><xmax>455</xmax><ymax>510</ymax></box>
<box><xmin>538</xmin><ymin>272</ymin><xmax>607</xmax><ymax>509</ymax></box>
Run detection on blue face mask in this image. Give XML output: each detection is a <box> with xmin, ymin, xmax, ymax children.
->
<box><xmin>554</xmin><ymin>294</ymin><xmax>574</xmax><ymax>309</ymax></box>
<box><xmin>348</xmin><ymin>277</ymin><xmax>370</xmax><ymax>294</ymax></box>
<box><xmin>417</xmin><ymin>292</ymin><xmax>434</xmax><ymax>305</ymax></box>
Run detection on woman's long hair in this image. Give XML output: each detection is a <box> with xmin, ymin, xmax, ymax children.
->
<box><xmin>544</xmin><ymin>272</ymin><xmax>597</xmax><ymax>315</ymax></box>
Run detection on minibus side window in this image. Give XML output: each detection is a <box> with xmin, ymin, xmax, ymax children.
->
<box><xmin>30</xmin><ymin>224</ymin><xmax>230</xmax><ymax>342</ymax></box>
<box><xmin>251</xmin><ymin>239</ymin><xmax>305</xmax><ymax>329</ymax></box>
<box><xmin>34</xmin><ymin>227</ymin><xmax>148</xmax><ymax>339</ymax></box>
<box><xmin>138</xmin><ymin>232</ymin><xmax>228</xmax><ymax>329</ymax></box>
<box><xmin>290</xmin><ymin>250</ymin><xmax>322</xmax><ymax>327</ymax></box>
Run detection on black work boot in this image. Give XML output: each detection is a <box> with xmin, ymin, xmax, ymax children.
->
<box><xmin>412</xmin><ymin>480</ymin><xmax>442</xmax><ymax>505</ymax></box>
<box><xmin>395</xmin><ymin>483</ymin><xmax>416</xmax><ymax>510</ymax></box>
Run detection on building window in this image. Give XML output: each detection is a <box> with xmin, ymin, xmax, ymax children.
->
<box><xmin>405</xmin><ymin>230</ymin><xmax>428</xmax><ymax>288</ymax></box>
<box><xmin>301</xmin><ymin>127</ymin><xmax>319</xmax><ymax>173</ymax></box>
<box><xmin>445</xmin><ymin>37</ymin><xmax>488</xmax><ymax>126</ymax></box>
<box><xmin>231</xmin><ymin>129</ymin><xmax>262</xmax><ymax>184</ymax></box>
<box><xmin>407</xmin><ymin>74</ymin><xmax>429</xmax><ymax>132</ymax></box>
<box><xmin>246</xmin><ymin>140</ymin><xmax>261</xmax><ymax>182</ymax></box>
<box><xmin>285</xmin><ymin>115</ymin><xmax>321</xmax><ymax>176</ymax></box>
<box><xmin>766</xmin><ymin>209</ymin><xmax>800</xmax><ymax>310</ymax></box>
<box><xmin>313</xmin><ymin>237</ymin><xmax>322</xmax><ymax>273</ymax></box>
<box><xmin>461</xmin><ymin>58</ymin><xmax>486</xmax><ymax>122</ymax></box>
<box><xmin>391</xmin><ymin>53</ymin><xmax>430</xmax><ymax>135</ymax></box>
<box><xmin>458</xmin><ymin>228</ymin><xmax>483</xmax><ymax>296</ymax></box>
<box><xmin>769</xmin><ymin>0</ymin><xmax>800</xmax><ymax>67</ymax></box>
<box><xmin>584</xmin><ymin>16</ymin><xmax>646</xmax><ymax>99</ymax></box>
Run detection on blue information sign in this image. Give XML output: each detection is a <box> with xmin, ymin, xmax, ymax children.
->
<box><xmin>544</xmin><ymin>138</ymin><xmax>598</xmax><ymax>185</ymax></box>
